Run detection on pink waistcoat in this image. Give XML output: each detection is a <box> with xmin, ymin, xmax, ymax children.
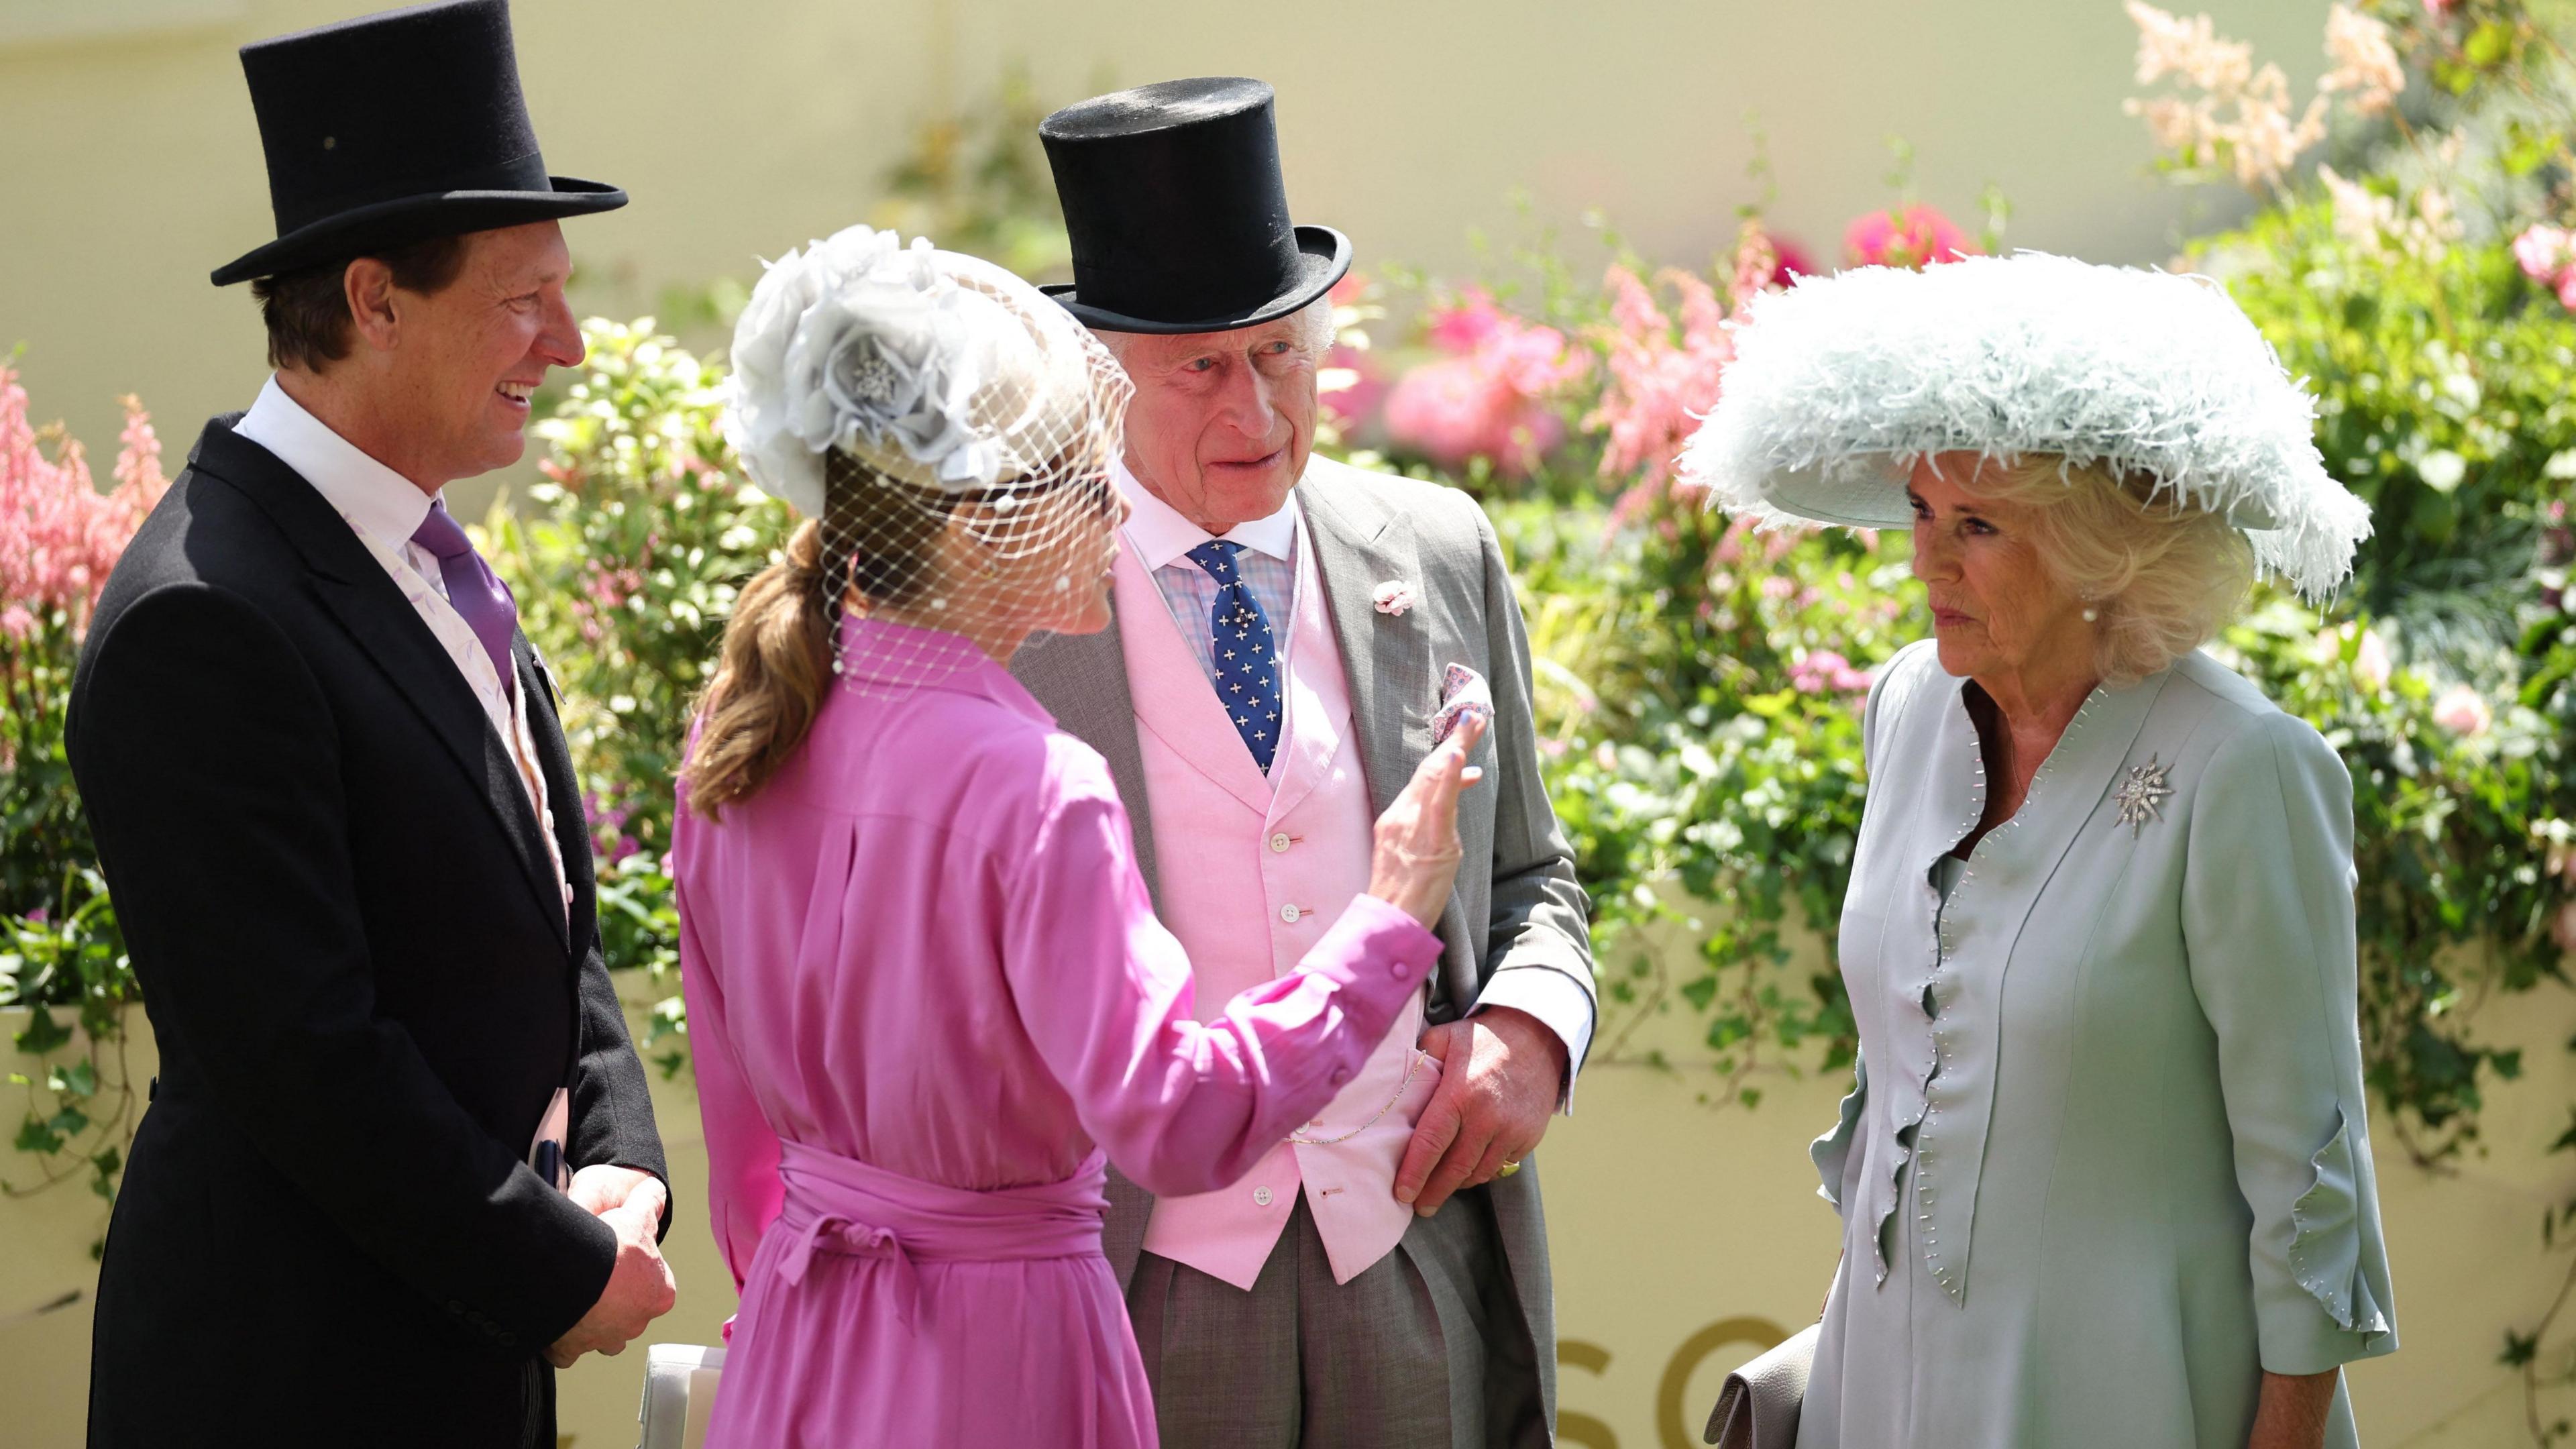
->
<box><xmin>1117</xmin><ymin>529</ymin><xmax>1440</xmax><ymax>1290</ymax></box>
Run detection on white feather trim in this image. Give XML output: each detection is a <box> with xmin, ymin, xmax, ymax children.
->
<box><xmin>1674</xmin><ymin>252</ymin><xmax>2372</xmax><ymax>600</ymax></box>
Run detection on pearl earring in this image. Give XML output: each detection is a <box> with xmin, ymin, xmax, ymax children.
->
<box><xmin>2082</xmin><ymin>604</ymin><xmax>2100</xmax><ymax>622</ymax></box>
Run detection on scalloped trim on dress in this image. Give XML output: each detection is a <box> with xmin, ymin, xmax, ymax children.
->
<box><xmin>2287</xmin><ymin>1106</ymin><xmax>2393</xmax><ymax>1340</ymax></box>
<box><xmin>1811</xmin><ymin>1058</ymin><xmax>1868</xmax><ymax>1213</ymax></box>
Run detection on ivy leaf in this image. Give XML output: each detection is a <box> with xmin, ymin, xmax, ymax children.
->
<box><xmin>2504</xmin><ymin>1328</ymin><xmax>2541</xmax><ymax>1367</ymax></box>
<box><xmin>1678</xmin><ymin>975</ymin><xmax>1719</xmax><ymax>1011</ymax></box>
<box><xmin>48</xmin><ymin>1058</ymin><xmax>95</xmax><ymax>1098</ymax></box>
<box><xmin>46</xmin><ymin>1106</ymin><xmax>89</xmax><ymax>1139</ymax></box>
<box><xmin>13</xmin><ymin>1007</ymin><xmax>70</xmax><ymax>1057</ymax></box>
<box><xmin>14</xmin><ymin>1114</ymin><xmax>64</xmax><ymax>1156</ymax></box>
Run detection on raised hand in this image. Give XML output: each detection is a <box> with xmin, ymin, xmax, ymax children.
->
<box><xmin>1365</xmin><ymin>712</ymin><xmax>1487</xmax><ymax>927</ymax></box>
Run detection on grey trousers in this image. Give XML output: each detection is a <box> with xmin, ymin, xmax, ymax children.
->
<box><xmin>1126</xmin><ymin>1188</ymin><xmax>1548</xmax><ymax>1449</ymax></box>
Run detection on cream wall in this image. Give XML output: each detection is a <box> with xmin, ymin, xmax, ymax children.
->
<box><xmin>0</xmin><ymin>0</ymin><xmax>2326</xmax><ymax>468</ymax></box>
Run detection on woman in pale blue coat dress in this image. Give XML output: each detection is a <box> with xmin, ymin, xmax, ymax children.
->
<box><xmin>1676</xmin><ymin>255</ymin><xmax>2398</xmax><ymax>1449</ymax></box>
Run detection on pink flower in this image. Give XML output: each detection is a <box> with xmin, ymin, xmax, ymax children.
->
<box><xmin>1383</xmin><ymin>286</ymin><xmax>1585</xmax><ymax>476</ymax></box>
<box><xmin>0</xmin><ymin>604</ymin><xmax>32</xmax><ymax>641</ymax></box>
<box><xmin>1843</xmin><ymin>205</ymin><xmax>1976</xmax><ymax>269</ymax></box>
<box><xmin>2513</xmin><ymin>224</ymin><xmax>2573</xmax><ymax>281</ymax></box>
<box><xmin>1317</xmin><ymin>271</ymin><xmax>1389</xmax><ymax>431</ymax></box>
<box><xmin>2555</xmin><ymin>900</ymin><xmax>2576</xmax><ymax>955</ymax></box>
<box><xmin>1589</xmin><ymin>266</ymin><xmax>1732</xmax><ymax>499</ymax></box>
<box><xmin>1371</xmin><ymin>580</ymin><xmax>1415</xmax><ymax>616</ymax></box>
<box><xmin>1317</xmin><ymin>341</ymin><xmax>1387</xmax><ymax>429</ymax></box>
<box><xmin>1</xmin><ymin>372</ymin><xmax>166</xmax><ymax>643</ymax></box>
<box><xmin>1790</xmin><ymin>649</ymin><xmax>1876</xmax><ymax>695</ymax></box>
<box><xmin>2424</xmin><ymin>0</ymin><xmax>2461</xmax><ymax>16</ymax></box>
<box><xmin>2431</xmin><ymin>684</ymin><xmax>2491</xmax><ymax>737</ymax></box>
<box><xmin>2352</xmin><ymin>627</ymin><xmax>2392</xmax><ymax>694</ymax></box>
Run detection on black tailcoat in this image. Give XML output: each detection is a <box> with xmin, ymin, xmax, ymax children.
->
<box><xmin>66</xmin><ymin>417</ymin><xmax>668</xmax><ymax>1448</ymax></box>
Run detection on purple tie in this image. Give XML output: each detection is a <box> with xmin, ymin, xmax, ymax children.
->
<box><xmin>409</xmin><ymin>499</ymin><xmax>520</xmax><ymax>699</ymax></box>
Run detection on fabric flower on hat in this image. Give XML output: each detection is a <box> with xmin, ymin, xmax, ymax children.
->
<box><xmin>725</xmin><ymin>224</ymin><xmax>1104</xmax><ymax>515</ymax></box>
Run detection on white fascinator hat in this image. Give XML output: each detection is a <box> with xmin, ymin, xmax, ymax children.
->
<box><xmin>724</xmin><ymin>223</ymin><xmax>1126</xmax><ymax>517</ymax></box>
<box><xmin>1675</xmin><ymin>252</ymin><xmax>2371</xmax><ymax>601</ymax></box>
<box><xmin>721</xmin><ymin>224</ymin><xmax>1133</xmax><ymax>691</ymax></box>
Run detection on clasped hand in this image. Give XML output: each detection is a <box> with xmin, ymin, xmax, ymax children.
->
<box><xmin>545</xmin><ymin>1165</ymin><xmax>677</xmax><ymax>1369</ymax></box>
<box><xmin>1395</xmin><ymin>1005</ymin><xmax>1564</xmax><ymax>1216</ymax></box>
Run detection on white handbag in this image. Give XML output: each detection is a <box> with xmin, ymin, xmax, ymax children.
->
<box><xmin>635</xmin><ymin>1343</ymin><xmax>726</xmax><ymax>1449</ymax></box>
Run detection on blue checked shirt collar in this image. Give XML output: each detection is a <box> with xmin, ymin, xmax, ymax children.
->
<box><xmin>1115</xmin><ymin>459</ymin><xmax>1303</xmax><ymax>682</ymax></box>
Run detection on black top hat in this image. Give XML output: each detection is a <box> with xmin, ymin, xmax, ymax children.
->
<box><xmin>210</xmin><ymin>0</ymin><xmax>625</xmax><ymax>286</ymax></box>
<box><xmin>1038</xmin><ymin>78</ymin><xmax>1350</xmax><ymax>335</ymax></box>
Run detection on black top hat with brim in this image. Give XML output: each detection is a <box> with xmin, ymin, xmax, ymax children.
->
<box><xmin>210</xmin><ymin>0</ymin><xmax>625</xmax><ymax>286</ymax></box>
<box><xmin>1038</xmin><ymin>77</ymin><xmax>1350</xmax><ymax>335</ymax></box>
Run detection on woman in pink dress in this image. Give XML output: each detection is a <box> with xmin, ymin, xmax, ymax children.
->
<box><xmin>673</xmin><ymin>227</ymin><xmax>1483</xmax><ymax>1448</ymax></box>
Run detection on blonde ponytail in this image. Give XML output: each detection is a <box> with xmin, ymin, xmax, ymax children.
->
<box><xmin>684</xmin><ymin>453</ymin><xmax>958</xmax><ymax>816</ymax></box>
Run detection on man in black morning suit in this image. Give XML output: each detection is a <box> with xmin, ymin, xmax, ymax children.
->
<box><xmin>66</xmin><ymin>5</ymin><xmax>674</xmax><ymax>1445</ymax></box>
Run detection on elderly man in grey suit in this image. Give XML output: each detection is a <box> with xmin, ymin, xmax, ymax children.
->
<box><xmin>1014</xmin><ymin>78</ymin><xmax>1596</xmax><ymax>1448</ymax></box>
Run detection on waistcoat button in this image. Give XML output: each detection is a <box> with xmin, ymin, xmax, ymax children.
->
<box><xmin>1269</xmin><ymin>833</ymin><xmax>1293</xmax><ymax>853</ymax></box>
<box><xmin>1252</xmin><ymin>1185</ymin><xmax>1275</xmax><ymax>1207</ymax></box>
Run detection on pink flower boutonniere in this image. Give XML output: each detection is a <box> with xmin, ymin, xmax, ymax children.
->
<box><xmin>1373</xmin><ymin>580</ymin><xmax>1417</xmax><ymax>616</ymax></box>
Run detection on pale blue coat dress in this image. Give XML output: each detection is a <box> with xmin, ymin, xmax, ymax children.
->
<box><xmin>1796</xmin><ymin>640</ymin><xmax>2398</xmax><ymax>1448</ymax></box>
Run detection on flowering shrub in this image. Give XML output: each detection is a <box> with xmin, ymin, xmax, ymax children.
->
<box><xmin>480</xmin><ymin>319</ymin><xmax>790</xmax><ymax>1072</ymax></box>
<box><xmin>1</xmin><ymin>368</ymin><xmax>163</xmax><ymax>1210</ymax></box>
<box><xmin>1381</xmin><ymin>286</ymin><xmax>1585</xmax><ymax>476</ymax></box>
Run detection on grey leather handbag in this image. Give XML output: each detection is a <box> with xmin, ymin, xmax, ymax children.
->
<box><xmin>1704</xmin><ymin>1322</ymin><xmax>1819</xmax><ymax>1448</ymax></box>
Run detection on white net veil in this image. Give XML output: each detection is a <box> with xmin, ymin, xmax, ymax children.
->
<box><xmin>725</xmin><ymin>225</ymin><xmax>1133</xmax><ymax>696</ymax></box>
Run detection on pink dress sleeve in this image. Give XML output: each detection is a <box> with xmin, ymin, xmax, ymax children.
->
<box><xmin>674</xmin><ymin>853</ymin><xmax>783</xmax><ymax>1301</ymax></box>
<box><xmin>1000</xmin><ymin>743</ymin><xmax>1442</xmax><ymax>1197</ymax></box>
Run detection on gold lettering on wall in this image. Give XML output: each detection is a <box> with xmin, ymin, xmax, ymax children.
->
<box><xmin>1554</xmin><ymin>1316</ymin><xmax>1790</xmax><ymax>1449</ymax></box>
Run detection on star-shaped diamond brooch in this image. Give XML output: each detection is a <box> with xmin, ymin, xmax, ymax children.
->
<box><xmin>2114</xmin><ymin>755</ymin><xmax>2174</xmax><ymax>837</ymax></box>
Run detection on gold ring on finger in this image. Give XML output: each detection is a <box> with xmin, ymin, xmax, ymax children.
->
<box><xmin>1495</xmin><ymin>1159</ymin><xmax>1522</xmax><ymax>1178</ymax></box>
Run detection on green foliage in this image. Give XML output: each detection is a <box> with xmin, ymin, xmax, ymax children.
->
<box><xmin>2198</xmin><ymin>199</ymin><xmax>2576</xmax><ymax>661</ymax></box>
<box><xmin>482</xmin><ymin>318</ymin><xmax>788</xmax><ymax>1064</ymax></box>
<box><xmin>0</xmin><ymin>607</ymin><xmax>100</xmax><ymax>932</ymax></box>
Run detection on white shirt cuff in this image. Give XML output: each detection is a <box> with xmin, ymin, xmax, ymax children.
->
<box><xmin>1468</xmin><ymin>967</ymin><xmax>1595</xmax><ymax>1114</ymax></box>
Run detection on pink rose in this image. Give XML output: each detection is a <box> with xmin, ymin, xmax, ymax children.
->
<box><xmin>2514</xmin><ymin>224</ymin><xmax>2574</xmax><ymax>282</ymax></box>
<box><xmin>1844</xmin><ymin>204</ymin><xmax>1976</xmax><ymax>270</ymax></box>
<box><xmin>1371</xmin><ymin>580</ymin><xmax>1415</xmax><ymax>616</ymax></box>
<box><xmin>1383</xmin><ymin>287</ymin><xmax>1585</xmax><ymax>476</ymax></box>
<box><xmin>2431</xmin><ymin>684</ymin><xmax>2492</xmax><ymax>737</ymax></box>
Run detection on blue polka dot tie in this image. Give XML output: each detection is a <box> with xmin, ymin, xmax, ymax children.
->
<box><xmin>1186</xmin><ymin>539</ymin><xmax>1283</xmax><ymax>774</ymax></box>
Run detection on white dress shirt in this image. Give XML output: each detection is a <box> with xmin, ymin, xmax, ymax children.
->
<box><xmin>233</xmin><ymin>377</ymin><xmax>572</xmax><ymax>922</ymax></box>
<box><xmin>1116</xmin><ymin>460</ymin><xmax>1303</xmax><ymax>680</ymax></box>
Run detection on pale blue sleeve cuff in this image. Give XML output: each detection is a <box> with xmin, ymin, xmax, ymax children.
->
<box><xmin>1468</xmin><ymin>965</ymin><xmax>1596</xmax><ymax>1114</ymax></box>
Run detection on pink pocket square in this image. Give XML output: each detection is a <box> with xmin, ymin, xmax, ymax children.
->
<box><xmin>1432</xmin><ymin>662</ymin><xmax>1493</xmax><ymax>745</ymax></box>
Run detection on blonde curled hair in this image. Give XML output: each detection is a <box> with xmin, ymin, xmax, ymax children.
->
<box><xmin>1957</xmin><ymin>454</ymin><xmax>2257</xmax><ymax>684</ymax></box>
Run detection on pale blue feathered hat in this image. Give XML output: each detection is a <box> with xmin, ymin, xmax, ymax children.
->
<box><xmin>1675</xmin><ymin>252</ymin><xmax>2371</xmax><ymax>600</ymax></box>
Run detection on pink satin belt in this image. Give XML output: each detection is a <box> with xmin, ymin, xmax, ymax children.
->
<box><xmin>768</xmin><ymin>1142</ymin><xmax>1110</xmax><ymax>1328</ymax></box>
